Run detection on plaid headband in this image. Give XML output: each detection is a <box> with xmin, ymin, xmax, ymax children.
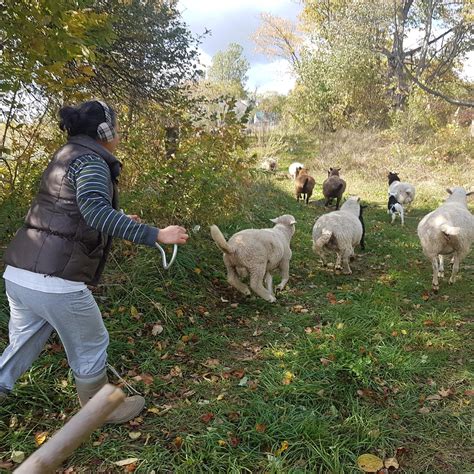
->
<box><xmin>96</xmin><ymin>100</ymin><xmax>115</xmax><ymax>142</ymax></box>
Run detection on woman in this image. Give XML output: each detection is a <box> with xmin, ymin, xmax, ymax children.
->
<box><xmin>0</xmin><ymin>100</ymin><xmax>188</xmax><ymax>423</ymax></box>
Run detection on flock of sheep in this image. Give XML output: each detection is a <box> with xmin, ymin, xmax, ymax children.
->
<box><xmin>212</xmin><ymin>159</ymin><xmax>473</xmax><ymax>301</ymax></box>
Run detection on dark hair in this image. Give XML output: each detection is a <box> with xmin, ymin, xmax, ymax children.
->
<box><xmin>59</xmin><ymin>100</ymin><xmax>117</xmax><ymax>139</ymax></box>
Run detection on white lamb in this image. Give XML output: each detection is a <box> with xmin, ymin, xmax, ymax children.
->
<box><xmin>260</xmin><ymin>157</ymin><xmax>277</xmax><ymax>172</ymax></box>
<box><xmin>289</xmin><ymin>162</ymin><xmax>304</xmax><ymax>179</ymax></box>
<box><xmin>417</xmin><ymin>187</ymin><xmax>474</xmax><ymax>292</ymax></box>
<box><xmin>210</xmin><ymin>215</ymin><xmax>296</xmax><ymax>302</ymax></box>
<box><xmin>388</xmin><ymin>171</ymin><xmax>416</xmax><ymax>205</ymax></box>
<box><xmin>312</xmin><ymin>196</ymin><xmax>363</xmax><ymax>274</ymax></box>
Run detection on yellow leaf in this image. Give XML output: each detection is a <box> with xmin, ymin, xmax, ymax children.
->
<box><xmin>275</xmin><ymin>440</ymin><xmax>289</xmax><ymax>455</ymax></box>
<box><xmin>282</xmin><ymin>371</ymin><xmax>294</xmax><ymax>385</ymax></box>
<box><xmin>11</xmin><ymin>451</ymin><xmax>25</xmax><ymax>463</ymax></box>
<box><xmin>336</xmin><ymin>322</ymin><xmax>344</xmax><ymax>329</ymax></box>
<box><xmin>35</xmin><ymin>431</ymin><xmax>48</xmax><ymax>446</ymax></box>
<box><xmin>384</xmin><ymin>457</ymin><xmax>399</xmax><ymax>469</ymax></box>
<box><xmin>357</xmin><ymin>454</ymin><xmax>384</xmax><ymax>472</ymax></box>
<box><xmin>401</xmin><ymin>329</ymin><xmax>407</xmax><ymax>335</ymax></box>
<box><xmin>130</xmin><ymin>306</ymin><xmax>139</xmax><ymax>318</ymax></box>
<box><xmin>218</xmin><ymin>439</ymin><xmax>226</xmax><ymax>446</ymax></box>
<box><xmin>128</xmin><ymin>431</ymin><xmax>141</xmax><ymax>440</ymax></box>
<box><xmin>147</xmin><ymin>407</ymin><xmax>160</xmax><ymax>414</ymax></box>
<box><xmin>194</xmin><ymin>267</ymin><xmax>202</xmax><ymax>274</ymax></box>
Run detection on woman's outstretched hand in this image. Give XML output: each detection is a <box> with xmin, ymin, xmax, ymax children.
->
<box><xmin>157</xmin><ymin>226</ymin><xmax>189</xmax><ymax>245</ymax></box>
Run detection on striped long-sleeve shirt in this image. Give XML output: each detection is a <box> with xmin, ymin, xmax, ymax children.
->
<box><xmin>67</xmin><ymin>154</ymin><xmax>158</xmax><ymax>246</ymax></box>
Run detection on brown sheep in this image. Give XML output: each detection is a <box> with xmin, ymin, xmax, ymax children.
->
<box><xmin>323</xmin><ymin>167</ymin><xmax>346</xmax><ymax>210</ymax></box>
<box><xmin>295</xmin><ymin>168</ymin><xmax>316</xmax><ymax>204</ymax></box>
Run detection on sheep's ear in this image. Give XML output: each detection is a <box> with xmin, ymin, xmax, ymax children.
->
<box><xmin>356</xmin><ymin>196</ymin><xmax>361</xmax><ymax>202</ymax></box>
<box><xmin>446</xmin><ymin>188</ymin><xmax>453</xmax><ymax>195</ymax></box>
<box><xmin>270</xmin><ymin>218</ymin><xmax>278</xmax><ymax>224</ymax></box>
<box><xmin>467</xmin><ymin>191</ymin><xmax>474</xmax><ymax>197</ymax></box>
<box><xmin>290</xmin><ymin>219</ymin><xmax>297</xmax><ymax>225</ymax></box>
<box><xmin>337</xmin><ymin>168</ymin><xmax>341</xmax><ymax>171</ymax></box>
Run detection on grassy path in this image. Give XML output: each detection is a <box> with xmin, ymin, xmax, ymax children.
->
<box><xmin>0</xmin><ymin>171</ymin><xmax>473</xmax><ymax>473</ymax></box>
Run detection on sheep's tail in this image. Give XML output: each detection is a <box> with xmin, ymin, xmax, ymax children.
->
<box><xmin>440</xmin><ymin>223</ymin><xmax>461</xmax><ymax>237</ymax></box>
<box><xmin>313</xmin><ymin>230</ymin><xmax>332</xmax><ymax>252</ymax></box>
<box><xmin>210</xmin><ymin>225</ymin><xmax>233</xmax><ymax>254</ymax></box>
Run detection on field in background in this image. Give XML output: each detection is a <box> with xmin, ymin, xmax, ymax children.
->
<box><xmin>0</xmin><ymin>129</ymin><xmax>473</xmax><ymax>473</ymax></box>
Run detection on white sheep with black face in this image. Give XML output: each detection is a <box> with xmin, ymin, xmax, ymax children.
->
<box><xmin>260</xmin><ymin>157</ymin><xmax>278</xmax><ymax>172</ymax></box>
<box><xmin>312</xmin><ymin>196</ymin><xmax>363</xmax><ymax>275</ymax></box>
<box><xmin>388</xmin><ymin>171</ymin><xmax>416</xmax><ymax>205</ymax></box>
<box><xmin>210</xmin><ymin>215</ymin><xmax>296</xmax><ymax>302</ymax></box>
<box><xmin>417</xmin><ymin>187</ymin><xmax>474</xmax><ymax>292</ymax></box>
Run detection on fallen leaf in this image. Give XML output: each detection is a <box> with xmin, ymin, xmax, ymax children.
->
<box><xmin>11</xmin><ymin>451</ymin><xmax>25</xmax><ymax>463</ymax></box>
<box><xmin>194</xmin><ymin>267</ymin><xmax>202</xmax><ymax>274</ymax></box>
<box><xmin>175</xmin><ymin>308</ymin><xmax>184</xmax><ymax>317</ymax></box>
<box><xmin>169</xmin><ymin>366</ymin><xmax>182</xmax><ymax>378</ymax></box>
<box><xmin>238</xmin><ymin>376</ymin><xmax>249</xmax><ymax>387</ymax></box>
<box><xmin>229</xmin><ymin>436</ymin><xmax>240</xmax><ymax>447</ymax></box>
<box><xmin>151</xmin><ymin>324</ymin><xmax>164</xmax><ymax>336</ymax></box>
<box><xmin>282</xmin><ymin>371</ymin><xmax>294</xmax><ymax>385</ymax></box>
<box><xmin>172</xmin><ymin>436</ymin><xmax>183</xmax><ymax>449</ymax></box>
<box><xmin>438</xmin><ymin>388</ymin><xmax>453</xmax><ymax>398</ymax></box>
<box><xmin>401</xmin><ymin>329</ymin><xmax>407</xmax><ymax>335</ymax></box>
<box><xmin>320</xmin><ymin>358</ymin><xmax>331</xmax><ymax>366</ymax></box>
<box><xmin>357</xmin><ymin>453</ymin><xmax>384</xmax><ymax>472</ymax></box>
<box><xmin>130</xmin><ymin>306</ymin><xmax>140</xmax><ymax>319</ymax></box>
<box><xmin>202</xmin><ymin>358</ymin><xmax>220</xmax><ymax>369</ymax></box>
<box><xmin>336</xmin><ymin>322</ymin><xmax>344</xmax><ymax>329</ymax></box>
<box><xmin>230</xmin><ymin>303</ymin><xmax>239</xmax><ymax>308</ymax></box>
<box><xmin>35</xmin><ymin>431</ymin><xmax>48</xmax><ymax>446</ymax></box>
<box><xmin>227</xmin><ymin>412</ymin><xmax>240</xmax><ymax>422</ymax></box>
<box><xmin>418</xmin><ymin>406</ymin><xmax>431</xmax><ymax>414</ymax></box>
<box><xmin>232</xmin><ymin>369</ymin><xmax>245</xmax><ymax>378</ymax></box>
<box><xmin>256</xmin><ymin>423</ymin><xmax>267</xmax><ymax>433</ymax></box>
<box><xmin>200</xmin><ymin>412</ymin><xmax>214</xmax><ymax>423</ymax></box>
<box><xmin>140</xmin><ymin>373</ymin><xmax>154</xmax><ymax>385</ymax></box>
<box><xmin>114</xmin><ymin>458</ymin><xmax>139</xmax><ymax>467</ymax></box>
<box><xmin>421</xmin><ymin>291</ymin><xmax>430</xmax><ymax>301</ymax></box>
<box><xmin>275</xmin><ymin>440</ymin><xmax>289</xmax><ymax>456</ymax></box>
<box><xmin>384</xmin><ymin>457</ymin><xmax>399</xmax><ymax>469</ymax></box>
<box><xmin>218</xmin><ymin>439</ymin><xmax>226</xmax><ymax>446</ymax></box>
<box><xmin>125</xmin><ymin>462</ymin><xmax>137</xmax><ymax>472</ymax></box>
<box><xmin>326</xmin><ymin>292</ymin><xmax>337</xmax><ymax>305</ymax></box>
<box><xmin>147</xmin><ymin>407</ymin><xmax>160</xmax><ymax>414</ymax></box>
<box><xmin>425</xmin><ymin>394</ymin><xmax>442</xmax><ymax>401</ymax></box>
<box><xmin>464</xmin><ymin>389</ymin><xmax>474</xmax><ymax>396</ymax></box>
<box><xmin>128</xmin><ymin>431</ymin><xmax>141</xmax><ymax>440</ymax></box>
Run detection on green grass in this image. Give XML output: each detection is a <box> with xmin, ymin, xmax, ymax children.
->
<box><xmin>0</xmin><ymin>136</ymin><xmax>473</xmax><ymax>473</ymax></box>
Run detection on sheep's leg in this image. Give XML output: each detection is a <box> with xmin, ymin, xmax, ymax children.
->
<box><xmin>391</xmin><ymin>212</ymin><xmax>396</xmax><ymax>224</ymax></box>
<box><xmin>341</xmin><ymin>247</ymin><xmax>353</xmax><ymax>275</ymax></box>
<box><xmin>336</xmin><ymin>196</ymin><xmax>341</xmax><ymax>210</ymax></box>
<box><xmin>400</xmin><ymin>207</ymin><xmax>405</xmax><ymax>226</ymax></box>
<box><xmin>276</xmin><ymin>259</ymin><xmax>290</xmax><ymax>292</ymax></box>
<box><xmin>226</xmin><ymin>265</ymin><xmax>251</xmax><ymax>296</ymax></box>
<box><xmin>449</xmin><ymin>253</ymin><xmax>460</xmax><ymax>285</ymax></box>
<box><xmin>431</xmin><ymin>257</ymin><xmax>440</xmax><ymax>293</ymax></box>
<box><xmin>249</xmin><ymin>268</ymin><xmax>276</xmax><ymax>302</ymax></box>
<box><xmin>335</xmin><ymin>253</ymin><xmax>342</xmax><ymax>271</ymax></box>
<box><xmin>306</xmin><ymin>191</ymin><xmax>312</xmax><ymax>205</ymax></box>
<box><xmin>312</xmin><ymin>241</ymin><xmax>327</xmax><ymax>267</ymax></box>
<box><xmin>264</xmin><ymin>272</ymin><xmax>273</xmax><ymax>295</ymax></box>
<box><xmin>438</xmin><ymin>255</ymin><xmax>444</xmax><ymax>278</ymax></box>
<box><xmin>324</xmin><ymin>198</ymin><xmax>330</xmax><ymax>208</ymax></box>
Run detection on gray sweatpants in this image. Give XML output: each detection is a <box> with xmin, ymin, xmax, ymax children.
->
<box><xmin>0</xmin><ymin>280</ymin><xmax>109</xmax><ymax>392</ymax></box>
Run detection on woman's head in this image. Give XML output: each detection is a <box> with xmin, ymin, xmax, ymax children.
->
<box><xmin>59</xmin><ymin>100</ymin><xmax>120</xmax><ymax>152</ymax></box>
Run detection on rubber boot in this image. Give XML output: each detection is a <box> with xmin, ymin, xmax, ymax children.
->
<box><xmin>75</xmin><ymin>370</ymin><xmax>145</xmax><ymax>424</ymax></box>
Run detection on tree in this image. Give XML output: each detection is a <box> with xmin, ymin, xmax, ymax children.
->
<box><xmin>207</xmin><ymin>43</ymin><xmax>249</xmax><ymax>93</ymax></box>
<box><xmin>252</xmin><ymin>13</ymin><xmax>302</xmax><ymax>70</ymax></box>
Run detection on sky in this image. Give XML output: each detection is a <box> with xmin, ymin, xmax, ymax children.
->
<box><xmin>178</xmin><ymin>1</ymin><xmax>473</xmax><ymax>95</ymax></box>
<box><xmin>178</xmin><ymin>0</ymin><xmax>300</xmax><ymax>95</ymax></box>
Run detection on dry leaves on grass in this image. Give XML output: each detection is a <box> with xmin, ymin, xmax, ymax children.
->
<box><xmin>200</xmin><ymin>412</ymin><xmax>214</xmax><ymax>424</ymax></box>
<box><xmin>34</xmin><ymin>431</ymin><xmax>48</xmax><ymax>446</ymax></box>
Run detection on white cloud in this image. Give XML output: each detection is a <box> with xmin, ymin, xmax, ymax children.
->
<box><xmin>247</xmin><ymin>59</ymin><xmax>296</xmax><ymax>94</ymax></box>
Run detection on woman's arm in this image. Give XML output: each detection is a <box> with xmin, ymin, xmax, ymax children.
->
<box><xmin>67</xmin><ymin>155</ymin><xmax>159</xmax><ymax>246</ymax></box>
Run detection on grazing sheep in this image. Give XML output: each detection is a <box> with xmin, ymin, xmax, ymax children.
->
<box><xmin>323</xmin><ymin>168</ymin><xmax>346</xmax><ymax>210</ymax></box>
<box><xmin>289</xmin><ymin>162</ymin><xmax>304</xmax><ymax>179</ymax></box>
<box><xmin>312</xmin><ymin>196</ymin><xmax>363</xmax><ymax>274</ymax></box>
<box><xmin>388</xmin><ymin>193</ymin><xmax>404</xmax><ymax>226</ymax></box>
<box><xmin>417</xmin><ymin>187</ymin><xmax>474</xmax><ymax>292</ymax></box>
<box><xmin>260</xmin><ymin>157</ymin><xmax>278</xmax><ymax>172</ymax></box>
<box><xmin>295</xmin><ymin>168</ymin><xmax>316</xmax><ymax>204</ymax></box>
<box><xmin>210</xmin><ymin>215</ymin><xmax>296</xmax><ymax>302</ymax></box>
<box><xmin>388</xmin><ymin>171</ymin><xmax>416</xmax><ymax>205</ymax></box>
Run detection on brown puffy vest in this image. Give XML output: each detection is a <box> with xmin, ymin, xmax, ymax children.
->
<box><xmin>4</xmin><ymin>135</ymin><xmax>122</xmax><ymax>285</ymax></box>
